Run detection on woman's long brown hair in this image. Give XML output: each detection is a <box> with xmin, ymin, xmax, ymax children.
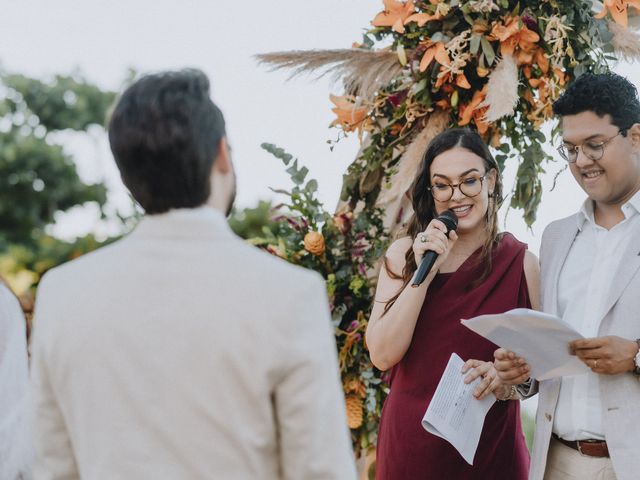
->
<box><xmin>382</xmin><ymin>128</ymin><xmax>504</xmax><ymax>316</ymax></box>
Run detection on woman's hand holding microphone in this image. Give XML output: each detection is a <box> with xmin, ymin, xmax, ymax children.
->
<box><xmin>412</xmin><ymin>218</ymin><xmax>459</xmax><ymax>279</ymax></box>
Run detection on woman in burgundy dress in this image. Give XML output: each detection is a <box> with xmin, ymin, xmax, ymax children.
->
<box><xmin>366</xmin><ymin>128</ymin><xmax>539</xmax><ymax>479</ymax></box>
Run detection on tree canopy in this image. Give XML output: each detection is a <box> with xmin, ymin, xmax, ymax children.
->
<box><xmin>0</xmin><ymin>70</ymin><xmax>116</xmax><ymax>291</ymax></box>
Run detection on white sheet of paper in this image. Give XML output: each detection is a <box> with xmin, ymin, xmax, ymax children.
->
<box><xmin>421</xmin><ymin>353</ymin><xmax>496</xmax><ymax>465</ymax></box>
<box><xmin>461</xmin><ymin>308</ymin><xmax>589</xmax><ymax>380</ymax></box>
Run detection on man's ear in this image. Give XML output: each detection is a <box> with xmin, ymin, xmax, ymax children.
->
<box><xmin>628</xmin><ymin>123</ymin><xmax>640</xmax><ymax>151</ymax></box>
<box><xmin>213</xmin><ymin>136</ymin><xmax>231</xmax><ymax>174</ymax></box>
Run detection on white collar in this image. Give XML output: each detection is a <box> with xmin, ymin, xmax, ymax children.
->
<box><xmin>577</xmin><ymin>190</ymin><xmax>640</xmax><ymax>231</ymax></box>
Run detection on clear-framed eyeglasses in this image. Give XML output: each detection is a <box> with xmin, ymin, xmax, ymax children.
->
<box><xmin>556</xmin><ymin>130</ymin><xmax>626</xmax><ymax>164</ymax></box>
<box><xmin>427</xmin><ymin>174</ymin><xmax>488</xmax><ymax>202</ymax></box>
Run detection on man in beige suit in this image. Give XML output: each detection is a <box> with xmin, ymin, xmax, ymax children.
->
<box><xmin>31</xmin><ymin>69</ymin><xmax>356</xmax><ymax>480</ymax></box>
<box><xmin>495</xmin><ymin>72</ymin><xmax>640</xmax><ymax>480</ymax></box>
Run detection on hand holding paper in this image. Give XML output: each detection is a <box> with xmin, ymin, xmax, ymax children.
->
<box><xmin>461</xmin><ymin>308</ymin><xmax>590</xmax><ymax>380</ymax></box>
<box><xmin>494</xmin><ymin>348</ymin><xmax>531</xmax><ymax>385</ymax></box>
<box><xmin>461</xmin><ymin>359</ymin><xmax>504</xmax><ymax>400</ymax></box>
<box><xmin>422</xmin><ymin>353</ymin><xmax>496</xmax><ymax>465</ymax></box>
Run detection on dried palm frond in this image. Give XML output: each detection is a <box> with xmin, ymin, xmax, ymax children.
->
<box><xmin>375</xmin><ymin>110</ymin><xmax>450</xmax><ymax>236</ymax></box>
<box><xmin>255</xmin><ymin>49</ymin><xmax>404</xmax><ymax>103</ymax></box>
<box><xmin>609</xmin><ymin>21</ymin><xmax>640</xmax><ymax>61</ymax></box>
<box><xmin>481</xmin><ymin>54</ymin><xmax>519</xmax><ymax>122</ymax></box>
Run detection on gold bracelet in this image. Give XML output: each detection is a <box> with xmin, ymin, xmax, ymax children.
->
<box><xmin>498</xmin><ymin>385</ymin><xmax>518</xmax><ymax>401</ymax></box>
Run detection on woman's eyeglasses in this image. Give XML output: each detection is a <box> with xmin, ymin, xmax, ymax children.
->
<box><xmin>428</xmin><ymin>174</ymin><xmax>487</xmax><ymax>202</ymax></box>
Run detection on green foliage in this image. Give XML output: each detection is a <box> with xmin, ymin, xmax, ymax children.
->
<box><xmin>0</xmin><ymin>129</ymin><xmax>107</xmax><ymax>246</ymax></box>
<box><xmin>256</xmin><ymin>143</ymin><xmax>390</xmax><ymax>454</ymax></box>
<box><xmin>228</xmin><ymin>200</ymin><xmax>278</xmax><ymax>240</ymax></box>
<box><xmin>0</xmin><ymin>69</ymin><xmax>117</xmax><ymax>291</ymax></box>
<box><xmin>2</xmin><ymin>73</ymin><xmax>116</xmax><ymax>132</ymax></box>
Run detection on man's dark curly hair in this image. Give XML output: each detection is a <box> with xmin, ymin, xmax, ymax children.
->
<box><xmin>109</xmin><ymin>69</ymin><xmax>226</xmax><ymax>214</ymax></box>
<box><xmin>553</xmin><ymin>72</ymin><xmax>640</xmax><ymax>135</ymax></box>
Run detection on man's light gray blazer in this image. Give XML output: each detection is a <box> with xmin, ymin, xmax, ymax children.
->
<box><xmin>31</xmin><ymin>207</ymin><xmax>357</xmax><ymax>480</ymax></box>
<box><xmin>528</xmin><ymin>213</ymin><xmax>640</xmax><ymax>480</ymax></box>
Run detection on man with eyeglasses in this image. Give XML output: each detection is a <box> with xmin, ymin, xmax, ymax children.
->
<box><xmin>494</xmin><ymin>72</ymin><xmax>640</xmax><ymax>480</ymax></box>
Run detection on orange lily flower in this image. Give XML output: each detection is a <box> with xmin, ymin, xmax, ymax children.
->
<box><xmin>492</xmin><ymin>16</ymin><xmax>540</xmax><ymax>57</ymax></box>
<box><xmin>435</xmin><ymin>85</ymin><xmax>455</xmax><ymax>110</ymax></box>
<box><xmin>459</xmin><ymin>87</ymin><xmax>490</xmax><ymax>135</ymax></box>
<box><xmin>405</xmin><ymin>11</ymin><xmax>441</xmax><ymax>27</ymax></box>
<box><xmin>372</xmin><ymin>0</ymin><xmax>415</xmax><ymax>34</ymax></box>
<box><xmin>330</xmin><ymin>95</ymin><xmax>369</xmax><ymax>133</ymax></box>
<box><xmin>419</xmin><ymin>41</ymin><xmax>471</xmax><ymax>90</ymax></box>
<box><xmin>522</xmin><ymin>88</ymin><xmax>535</xmax><ymax>106</ymax></box>
<box><xmin>435</xmin><ymin>69</ymin><xmax>472</xmax><ymax>90</ymax></box>
<box><xmin>524</xmin><ymin>85</ymin><xmax>554</xmax><ymax>127</ymax></box>
<box><xmin>527</xmin><ymin>77</ymin><xmax>557</xmax><ymax>124</ymax></box>
<box><xmin>455</xmin><ymin>75</ymin><xmax>472</xmax><ymax>89</ymax></box>
<box><xmin>534</xmin><ymin>48</ymin><xmax>549</xmax><ymax>74</ymax></box>
<box><xmin>553</xmin><ymin>67</ymin><xmax>568</xmax><ymax>86</ymax></box>
<box><xmin>419</xmin><ymin>41</ymin><xmax>449</xmax><ymax>71</ymax></box>
<box><xmin>594</xmin><ymin>0</ymin><xmax>640</xmax><ymax>27</ymax></box>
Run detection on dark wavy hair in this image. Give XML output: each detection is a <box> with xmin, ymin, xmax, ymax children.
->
<box><xmin>553</xmin><ymin>72</ymin><xmax>640</xmax><ymax>134</ymax></box>
<box><xmin>109</xmin><ymin>69</ymin><xmax>226</xmax><ymax>214</ymax></box>
<box><xmin>382</xmin><ymin>128</ymin><xmax>504</xmax><ymax>315</ymax></box>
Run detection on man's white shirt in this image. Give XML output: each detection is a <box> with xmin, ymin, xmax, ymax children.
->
<box><xmin>553</xmin><ymin>191</ymin><xmax>640</xmax><ymax>441</ymax></box>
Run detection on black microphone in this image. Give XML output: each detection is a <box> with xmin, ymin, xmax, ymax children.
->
<box><xmin>411</xmin><ymin>210</ymin><xmax>458</xmax><ymax>287</ymax></box>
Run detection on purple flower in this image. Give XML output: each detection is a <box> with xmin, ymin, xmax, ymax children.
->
<box><xmin>388</xmin><ymin>90</ymin><xmax>408</xmax><ymax>108</ymax></box>
<box><xmin>286</xmin><ymin>218</ymin><xmax>300</xmax><ymax>230</ymax></box>
<box><xmin>348</xmin><ymin>320</ymin><xmax>360</xmax><ymax>332</ymax></box>
<box><xmin>521</xmin><ymin>13</ymin><xmax>537</xmax><ymax>31</ymax></box>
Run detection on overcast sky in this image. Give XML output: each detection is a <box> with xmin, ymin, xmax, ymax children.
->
<box><xmin>1</xmin><ymin>0</ymin><xmax>638</xmax><ymax>254</ymax></box>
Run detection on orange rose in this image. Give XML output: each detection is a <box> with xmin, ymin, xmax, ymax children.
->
<box><xmin>304</xmin><ymin>231</ymin><xmax>325</xmax><ymax>256</ymax></box>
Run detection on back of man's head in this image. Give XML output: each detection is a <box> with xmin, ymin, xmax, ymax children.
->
<box><xmin>553</xmin><ymin>72</ymin><xmax>640</xmax><ymax>133</ymax></box>
<box><xmin>108</xmin><ymin>69</ymin><xmax>226</xmax><ymax>214</ymax></box>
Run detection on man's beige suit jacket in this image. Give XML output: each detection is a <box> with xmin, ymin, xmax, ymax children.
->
<box><xmin>529</xmin><ymin>213</ymin><xmax>640</xmax><ymax>480</ymax></box>
<box><xmin>31</xmin><ymin>207</ymin><xmax>356</xmax><ymax>480</ymax></box>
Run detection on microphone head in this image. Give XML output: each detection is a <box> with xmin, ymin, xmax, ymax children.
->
<box><xmin>437</xmin><ymin>210</ymin><xmax>458</xmax><ymax>232</ymax></box>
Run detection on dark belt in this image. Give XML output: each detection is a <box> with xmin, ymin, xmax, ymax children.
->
<box><xmin>552</xmin><ymin>433</ymin><xmax>609</xmax><ymax>458</ymax></box>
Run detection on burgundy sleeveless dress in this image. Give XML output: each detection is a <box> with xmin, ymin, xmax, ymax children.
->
<box><xmin>376</xmin><ymin>233</ymin><xmax>530</xmax><ymax>480</ymax></box>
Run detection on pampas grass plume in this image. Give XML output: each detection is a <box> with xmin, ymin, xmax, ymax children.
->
<box><xmin>482</xmin><ymin>54</ymin><xmax>519</xmax><ymax>123</ymax></box>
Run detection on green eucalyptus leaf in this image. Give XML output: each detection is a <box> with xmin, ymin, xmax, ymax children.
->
<box><xmin>480</xmin><ymin>37</ymin><xmax>496</xmax><ymax>66</ymax></box>
<box><xmin>305</xmin><ymin>179</ymin><xmax>318</xmax><ymax>193</ymax></box>
<box><xmin>470</xmin><ymin>34</ymin><xmax>481</xmax><ymax>56</ymax></box>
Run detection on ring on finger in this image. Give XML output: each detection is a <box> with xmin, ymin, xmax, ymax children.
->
<box><xmin>420</xmin><ymin>234</ymin><xmax>428</xmax><ymax>243</ymax></box>
<box><xmin>593</xmin><ymin>359</ymin><xmax>598</xmax><ymax>369</ymax></box>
